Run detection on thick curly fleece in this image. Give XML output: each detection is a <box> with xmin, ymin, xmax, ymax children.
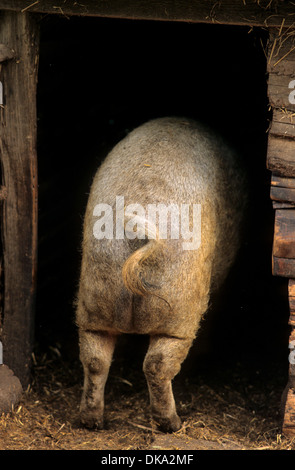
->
<box><xmin>76</xmin><ymin>117</ymin><xmax>248</xmax><ymax>433</ymax></box>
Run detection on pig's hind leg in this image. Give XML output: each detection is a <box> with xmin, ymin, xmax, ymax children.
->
<box><xmin>79</xmin><ymin>329</ymin><xmax>117</xmax><ymax>429</ymax></box>
<box><xmin>143</xmin><ymin>334</ymin><xmax>193</xmax><ymax>433</ymax></box>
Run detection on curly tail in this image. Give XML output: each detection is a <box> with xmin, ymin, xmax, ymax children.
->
<box><xmin>122</xmin><ymin>213</ymin><xmax>164</xmax><ymax>297</ymax></box>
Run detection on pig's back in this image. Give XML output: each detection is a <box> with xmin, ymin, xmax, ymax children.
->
<box><xmin>79</xmin><ymin>117</ymin><xmax>247</xmax><ymax>337</ymax></box>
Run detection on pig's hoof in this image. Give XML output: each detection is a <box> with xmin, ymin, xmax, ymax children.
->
<box><xmin>156</xmin><ymin>414</ymin><xmax>182</xmax><ymax>433</ymax></box>
<box><xmin>80</xmin><ymin>410</ymin><xmax>104</xmax><ymax>430</ymax></box>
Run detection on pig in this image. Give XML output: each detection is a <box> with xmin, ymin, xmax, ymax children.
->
<box><xmin>75</xmin><ymin>116</ymin><xmax>247</xmax><ymax>433</ymax></box>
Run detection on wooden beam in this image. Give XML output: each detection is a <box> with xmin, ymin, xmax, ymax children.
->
<box><xmin>271</xmin><ymin>187</ymin><xmax>295</xmax><ymax>204</ymax></box>
<box><xmin>0</xmin><ymin>11</ymin><xmax>39</xmax><ymax>386</ymax></box>
<box><xmin>269</xmin><ymin>109</ymin><xmax>295</xmax><ymax>140</ymax></box>
<box><xmin>267</xmin><ymin>135</ymin><xmax>295</xmax><ymax>178</ymax></box>
<box><xmin>0</xmin><ymin>0</ymin><xmax>295</xmax><ymax>26</ymax></box>
<box><xmin>272</xmin><ymin>202</ymin><xmax>295</xmax><ymax>209</ymax></box>
<box><xmin>268</xmin><ymin>76</ymin><xmax>295</xmax><ymax>110</ymax></box>
<box><xmin>271</xmin><ymin>175</ymin><xmax>295</xmax><ymax>190</ymax></box>
<box><xmin>272</xmin><ymin>256</ymin><xmax>295</xmax><ymax>278</ymax></box>
<box><xmin>289</xmin><ymin>279</ymin><xmax>295</xmax><ymax>298</ymax></box>
<box><xmin>267</xmin><ymin>28</ymin><xmax>295</xmax><ymax>111</ymax></box>
<box><xmin>271</xmin><ymin>175</ymin><xmax>295</xmax><ymax>206</ymax></box>
<box><xmin>273</xmin><ymin>210</ymin><xmax>295</xmax><ymax>259</ymax></box>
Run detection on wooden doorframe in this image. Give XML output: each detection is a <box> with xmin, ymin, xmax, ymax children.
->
<box><xmin>0</xmin><ymin>1</ymin><xmax>294</xmax><ymax>434</ymax></box>
<box><xmin>0</xmin><ymin>10</ymin><xmax>39</xmax><ymax>387</ymax></box>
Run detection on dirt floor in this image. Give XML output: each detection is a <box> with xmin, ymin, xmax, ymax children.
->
<box><xmin>0</xmin><ymin>338</ymin><xmax>295</xmax><ymax>451</ymax></box>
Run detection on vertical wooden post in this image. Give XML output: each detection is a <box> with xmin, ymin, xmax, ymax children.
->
<box><xmin>267</xmin><ymin>28</ymin><xmax>295</xmax><ymax>436</ymax></box>
<box><xmin>0</xmin><ymin>11</ymin><xmax>39</xmax><ymax>387</ymax></box>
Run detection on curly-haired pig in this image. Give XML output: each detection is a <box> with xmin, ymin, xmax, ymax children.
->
<box><xmin>75</xmin><ymin>117</ymin><xmax>247</xmax><ymax>432</ymax></box>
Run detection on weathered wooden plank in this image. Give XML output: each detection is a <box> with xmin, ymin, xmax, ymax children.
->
<box><xmin>289</xmin><ymin>279</ymin><xmax>295</xmax><ymax>297</ymax></box>
<box><xmin>289</xmin><ymin>297</ymin><xmax>295</xmax><ymax>315</ymax></box>
<box><xmin>268</xmin><ymin>29</ymin><xmax>295</xmax><ymax>68</ymax></box>
<box><xmin>270</xmin><ymin>109</ymin><xmax>295</xmax><ymax>139</ymax></box>
<box><xmin>267</xmin><ymin>29</ymin><xmax>295</xmax><ymax>110</ymax></box>
<box><xmin>0</xmin><ymin>11</ymin><xmax>39</xmax><ymax>386</ymax></box>
<box><xmin>268</xmin><ymin>76</ymin><xmax>295</xmax><ymax>110</ymax></box>
<box><xmin>272</xmin><ymin>256</ymin><xmax>295</xmax><ymax>278</ymax></box>
<box><xmin>0</xmin><ymin>0</ymin><xmax>295</xmax><ymax>26</ymax></box>
<box><xmin>273</xmin><ymin>210</ymin><xmax>295</xmax><ymax>259</ymax></box>
<box><xmin>267</xmin><ymin>135</ymin><xmax>295</xmax><ymax>177</ymax></box>
<box><xmin>271</xmin><ymin>187</ymin><xmax>295</xmax><ymax>203</ymax></box>
<box><xmin>0</xmin><ymin>43</ymin><xmax>15</xmax><ymax>62</ymax></box>
<box><xmin>272</xmin><ymin>175</ymin><xmax>295</xmax><ymax>189</ymax></box>
<box><xmin>272</xmin><ymin>202</ymin><xmax>295</xmax><ymax>209</ymax></box>
<box><xmin>270</xmin><ymin>175</ymin><xmax>295</xmax><ymax>204</ymax></box>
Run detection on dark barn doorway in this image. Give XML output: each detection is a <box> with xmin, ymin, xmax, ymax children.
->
<box><xmin>35</xmin><ymin>16</ymin><xmax>289</xmax><ymax>394</ymax></box>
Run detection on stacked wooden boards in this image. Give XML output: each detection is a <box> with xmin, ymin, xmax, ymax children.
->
<box><xmin>267</xmin><ymin>28</ymin><xmax>295</xmax><ymax>436</ymax></box>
